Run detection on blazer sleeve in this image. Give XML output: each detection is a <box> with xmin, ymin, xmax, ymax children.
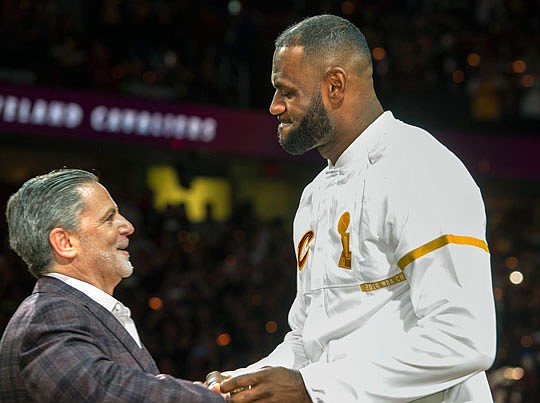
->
<box><xmin>18</xmin><ymin>296</ymin><xmax>224</xmax><ymax>403</ymax></box>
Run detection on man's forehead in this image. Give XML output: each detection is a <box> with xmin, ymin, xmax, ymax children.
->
<box><xmin>78</xmin><ymin>182</ymin><xmax>116</xmax><ymax>210</ymax></box>
<box><xmin>273</xmin><ymin>46</ymin><xmax>306</xmax><ymax>65</ymax></box>
<box><xmin>271</xmin><ymin>46</ymin><xmax>309</xmax><ymax>81</ymax></box>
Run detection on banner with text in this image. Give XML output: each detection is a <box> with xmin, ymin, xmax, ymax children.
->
<box><xmin>0</xmin><ymin>82</ymin><xmax>287</xmax><ymax>158</ymax></box>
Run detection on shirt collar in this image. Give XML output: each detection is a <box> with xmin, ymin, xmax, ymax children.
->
<box><xmin>44</xmin><ymin>272</ymin><xmax>120</xmax><ymax>313</ymax></box>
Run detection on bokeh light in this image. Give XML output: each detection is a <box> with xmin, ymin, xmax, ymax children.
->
<box><xmin>505</xmin><ymin>256</ymin><xmax>519</xmax><ymax>269</ymax></box>
<box><xmin>512</xmin><ymin>59</ymin><xmax>527</xmax><ymax>74</ymax></box>
<box><xmin>217</xmin><ymin>332</ymin><xmax>232</xmax><ymax>347</ymax></box>
<box><xmin>452</xmin><ymin>70</ymin><xmax>465</xmax><ymax>84</ymax></box>
<box><xmin>228</xmin><ymin>0</ymin><xmax>241</xmax><ymax>16</ymax></box>
<box><xmin>372</xmin><ymin>47</ymin><xmax>386</xmax><ymax>61</ymax></box>
<box><xmin>520</xmin><ymin>74</ymin><xmax>535</xmax><ymax>88</ymax></box>
<box><xmin>509</xmin><ymin>271</ymin><xmax>524</xmax><ymax>285</ymax></box>
<box><xmin>467</xmin><ymin>53</ymin><xmax>481</xmax><ymax>67</ymax></box>
<box><xmin>341</xmin><ymin>1</ymin><xmax>355</xmax><ymax>15</ymax></box>
<box><xmin>265</xmin><ymin>321</ymin><xmax>278</xmax><ymax>334</ymax></box>
<box><xmin>148</xmin><ymin>297</ymin><xmax>163</xmax><ymax>310</ymax></box>
<box><xmin>503</xmin><ymin>367</ymin><xmax>525</xmax><ymax>381</ymax></box>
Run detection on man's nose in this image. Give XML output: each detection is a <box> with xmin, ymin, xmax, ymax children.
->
<box><xmin>269</xmin><ymin>91</ymin><xmax>285</xmax><ymax>116</ymax></box>
<box><xmin>119</xmin><ymin>215</ymin><xmax>135</xmax><ymax>235</ymax></box>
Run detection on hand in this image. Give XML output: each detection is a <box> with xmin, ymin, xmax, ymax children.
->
<box><xmin>220</xmin><ymin>366</ymin><xmax>311</xmax><ymax>402</ymax></box>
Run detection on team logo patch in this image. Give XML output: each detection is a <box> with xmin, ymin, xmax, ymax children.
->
<box><xmin>297</xmin><ymin>230</ymin><xmax>314</xmax><ymax>271</ymax></box>
<box><xmin>338</xmin><ymin>212</ymin><xmax>352</xmax><ymax>269</ymax></box>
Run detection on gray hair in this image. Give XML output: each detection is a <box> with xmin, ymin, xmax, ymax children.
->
<box><xmin>6</xmin><ymin>169</ymin><xmax>98</xmax><ymax>278</ymax></box>
<box><xmin>275</xmin><ymin>14</ymin><xmax>372</xmax><ymax>73</ymax></box>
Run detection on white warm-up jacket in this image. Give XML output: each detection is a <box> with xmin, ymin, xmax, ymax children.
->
<box><xmin>234</xmin><ymin>111</ymin><xmax>497</xmax><ymax>402</ymax></box>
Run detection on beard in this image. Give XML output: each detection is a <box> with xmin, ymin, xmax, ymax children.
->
<box><xmin>278</xmin><ymin>91</ymin><xmax>332</xmax><ymax>155</ymax></box>
<box><xmin>119</xmin><ymin>258</ymin><xmax>134</xmax><ymax>278</ymax></box>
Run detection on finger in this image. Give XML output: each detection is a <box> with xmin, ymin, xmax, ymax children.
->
<box><xmin>226</xmin><ymin>386</ymin><xmax>257</xmax><ymax>403</ymax></box>
<box><xmin>220</xmin><ymin>374</ymin><xmax>255</xmax><ymax>394</ymax></box>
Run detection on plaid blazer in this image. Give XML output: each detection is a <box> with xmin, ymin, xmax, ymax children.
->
<box><xmin>0</xmin><ymin>276</ymin><xmax>223</xmax><ymax>403</ymax></box>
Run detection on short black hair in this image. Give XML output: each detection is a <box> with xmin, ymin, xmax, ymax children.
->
<box><xmin>275</xmin><ymin>14</ymin><xmax>372</xmax><ymax>70</ymax></box>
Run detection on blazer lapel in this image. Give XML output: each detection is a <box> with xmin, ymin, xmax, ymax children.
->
<box><xmin>35</xmin><ymin>277</ymin><xmax>159</xmax><ymax>373</ymax></box>
<box><xmin>83</xmin><ymin>300</ymin><xmax>159</xmax><ymax>373</ymax></box>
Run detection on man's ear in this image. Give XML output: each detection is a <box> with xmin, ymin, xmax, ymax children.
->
<box><xmin>49</xmin><ymin>227</ymin><xmax>78</xmax><ymax>259</ymax></box>
<box><xmin>325</xmin><ymin>67</ymin><xmax>347</xmax><ymax>107</ymax></box>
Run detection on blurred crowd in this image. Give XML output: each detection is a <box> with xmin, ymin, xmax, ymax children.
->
<box><xmin>487</xmin><ymin>198</ymin><xmax>540</xmax><ymax>402</ymax></box>
<box><xmin>0</xmin><ymin>0</ymin><xmax>539</xmax><ymax>127</ymax></box>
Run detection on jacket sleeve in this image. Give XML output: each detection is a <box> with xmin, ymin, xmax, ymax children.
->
<box><xmin>19</xmin><ymin>298</ymin><xmax>224</xmax><ymax>403</ymax></box>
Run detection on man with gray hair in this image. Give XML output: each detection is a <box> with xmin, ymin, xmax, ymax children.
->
<box><xmin>206</xmin><ymin>14</ymin><xmax>496</xmax><ymax>402</ymax></box>
<box><xmin>0</xmin><ymin>168</ymin><xmax>224</xmax><ymax>403</ymax></box>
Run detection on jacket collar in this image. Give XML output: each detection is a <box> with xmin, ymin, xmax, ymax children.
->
<box><xmin>34</xmin><ymin>276</ymin><xmax>158</xmax><ymax>373</ymax></box>
<box><xmin>327</xmin><ymin>110</ymin><xmax>393</xmax><ymax>172</ymax></box>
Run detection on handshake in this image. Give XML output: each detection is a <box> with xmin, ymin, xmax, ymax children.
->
<box><xmin>201</xmin><ymin>367</ymin><xmax>312</xmax><ymax>403</ymax></box>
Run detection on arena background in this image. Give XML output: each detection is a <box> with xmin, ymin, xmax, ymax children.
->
<box><xmin>0</xmin><ymin>1</ymin><xmax>539</xmax><ymax>402</ymax></box>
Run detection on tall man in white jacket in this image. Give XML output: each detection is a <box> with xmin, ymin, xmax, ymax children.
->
<box><xmin>207</xmin><ymin>14</ymin><xmax>497</xmax><ymax>403</ymax></box>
